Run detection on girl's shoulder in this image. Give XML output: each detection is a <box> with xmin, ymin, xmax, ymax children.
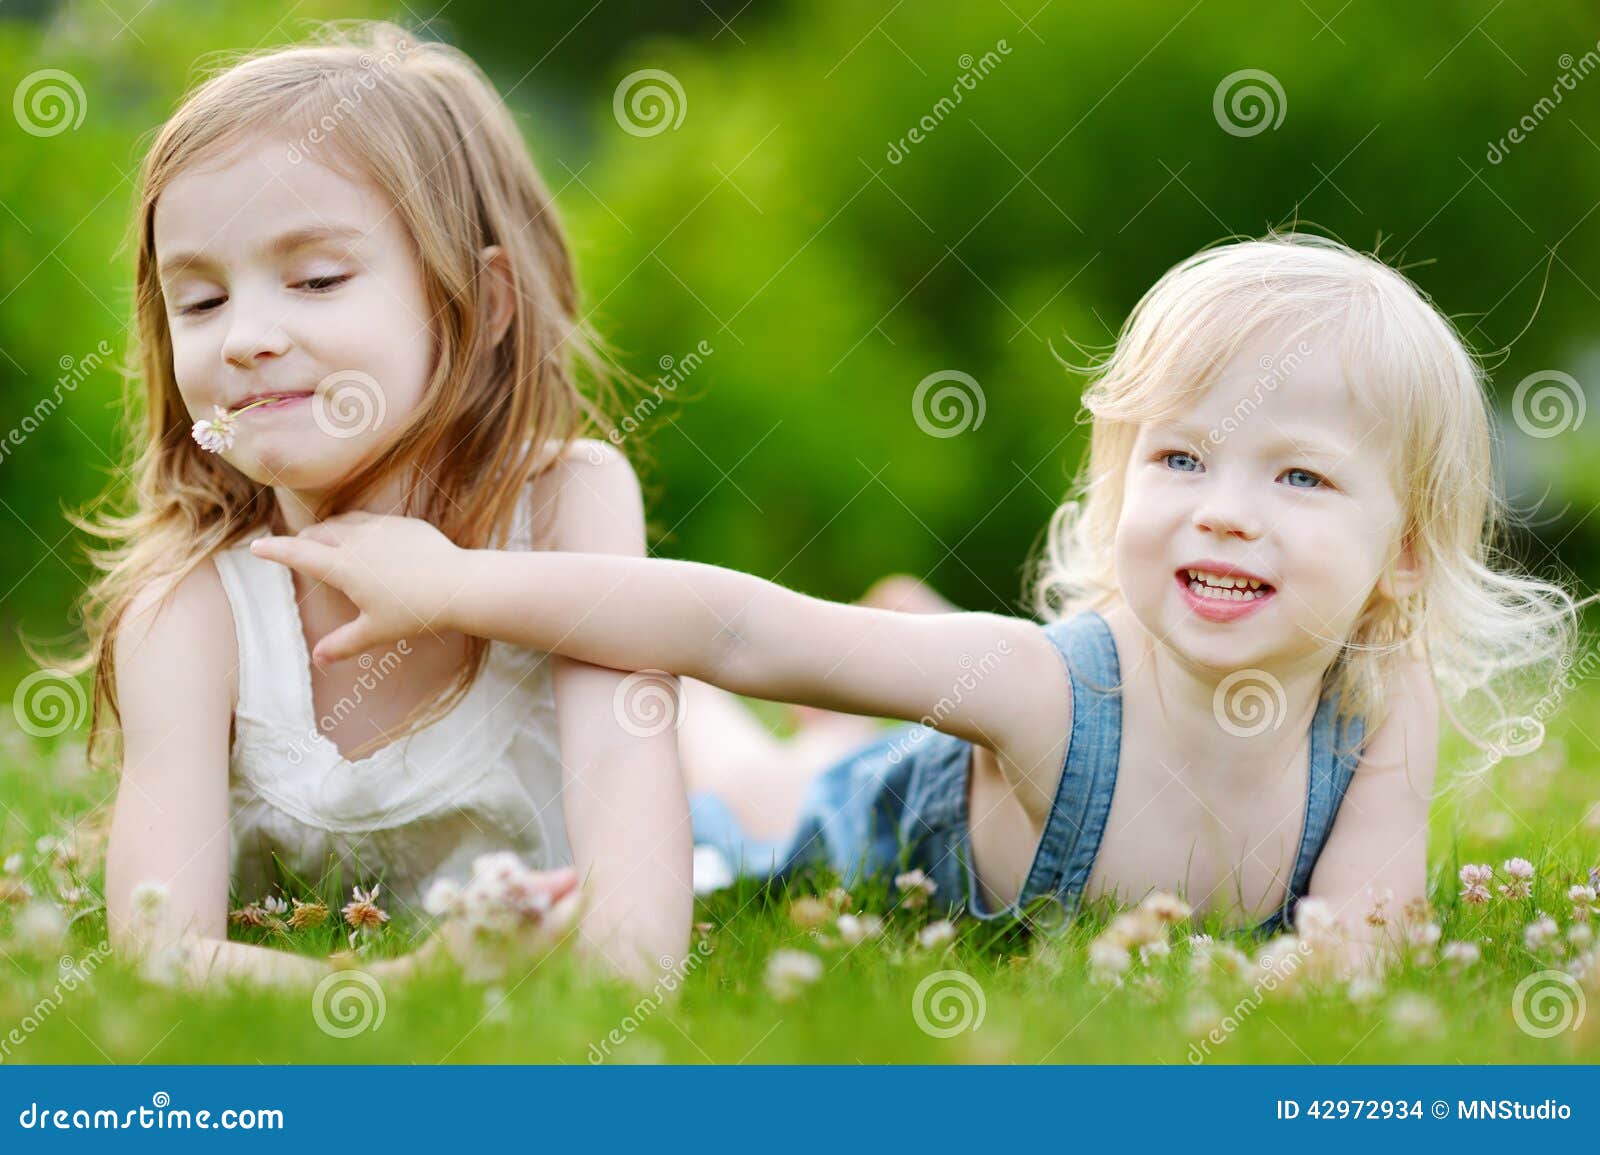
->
<box><xmin>117</xmin><ymin>555</ymin><xmax>241</xmax><ymax>722</ymax></box>
<box><xmin>519</xmin><ymin>437</ymin><xmax>646</xmax><ymax>555</ymax></box>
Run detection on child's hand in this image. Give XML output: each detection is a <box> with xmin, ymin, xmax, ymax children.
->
<box><xmin>249</xmin><ymin>512</ymin><xmax>466</xmax><ymax>666</ymax></box>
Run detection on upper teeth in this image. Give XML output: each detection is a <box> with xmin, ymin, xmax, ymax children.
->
<box><xmin>1186</xmin><ymin>569</ymin><xmax>1263</xmax><ymax>590</ymax></box>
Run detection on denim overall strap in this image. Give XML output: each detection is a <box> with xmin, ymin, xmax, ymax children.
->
<box><xmin>1256</xmin><ymin>694</ymin><xmax>1368</xmax><ymax>936</ymax></box>
<box><xmin>950</xmin><ymin>609</ymin><xmax>1123</xmax><ymax>922</ymax></box>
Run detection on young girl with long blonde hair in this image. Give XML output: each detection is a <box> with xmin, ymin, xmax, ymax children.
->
<box><xmin>249</xmin><ymin>232</ymin><xmax>1594</xmax><ymax>974</ymax></box>
<box><xmin>71</xmin><ymin>21</ymin><xmax>691</xmax><ymax>987</ymax></box>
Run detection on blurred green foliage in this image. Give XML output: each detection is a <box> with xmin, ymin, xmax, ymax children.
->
<box><xmin>4</xmin><ymin>0</ymin><xmax>1600</xmax><ymax>646</ymax></box>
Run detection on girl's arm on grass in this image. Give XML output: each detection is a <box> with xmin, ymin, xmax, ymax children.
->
<box><xmin>250</xmin><ymin>489</ymin><xmax>1076</xmax><ymax>823</ymax></box>
<box><xmin>521</xmin><ymin>442</ymin><xmax>692</xmax><ymax>985</ymax></box>
<box><xmin>104</xmin><ymin>565</ymin><xmax>330</xmax><ymax>990</ymax></box>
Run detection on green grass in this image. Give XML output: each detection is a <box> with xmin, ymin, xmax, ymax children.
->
<box><xmin>1</xmin><ymin>687</ymin><xmax>1597</xmax><ymax>1065</ymax></box>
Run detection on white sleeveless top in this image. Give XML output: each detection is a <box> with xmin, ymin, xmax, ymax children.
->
<box><xmin>212</xmin><ymin>484</ymin><xmax>573</xmax><ymax>920</ymax></box>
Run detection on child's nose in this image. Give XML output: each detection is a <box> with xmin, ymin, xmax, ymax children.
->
<box><xmin>220</xmin><ymin>300</ymin><xmax>292</xmax><ymax>368</ymax></box>
<box><xmin>1192</xmin><ymin>487</ymin><xmax>1263</xmax><ymax>540</ymax></box>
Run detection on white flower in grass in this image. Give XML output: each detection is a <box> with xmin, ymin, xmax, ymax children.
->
<box><xmin>764</xmin><ymin>949</ymin><xmax>823</xmax><ymax>1000</ymax></box>
<box><xmin>1346</xmin><ymin>974</ymin><xmax>1385</xmax><ymax>1003</ymax></box>
<box><xmin>1102</xmin><ymin>908</ymin><xmax>1165</xmax><ymax>949</ymax></box>
<box><xmin>917</xmin><ymin>919</ymin><xmax>957</xmax><ymax>949</ymax></box>
<box><xmin>1138</xmin><ymin>939</ymin><xmax>1171</xmax><ymax>966</ymax></box>
<box><xmin>422</xmin><ymin>877</ymin><xmax>461</xmax><ymax>918</ymax></box>
<box><xmin>2</xmin><ymin>853</ymin><xmax>21</xmax><ymax>875</ymax></box>
<box><xmin>341</xmin><ymin>884</ymin><xmax>390</xmax><ymax>933</ymax></box>
<box><xmin>1440</xmin><ymin>941</ymin><xmax>1480</xmax><ymax>968</ymax></box>
<box><xmin>12</xmin><ymin>901</ymin><xmax>67</xmax><ymax>953</ymax></box>
<box><xmin>261</xmin><ymin>894</ymin><xmax>288</xmax><ymax>917</ymax></box>
<box><xmin>1568</xmin><ymin>924</ymin><xmax>1594</xmax><ymax>950</ymax></box>
<box><xmin>1458</xmin><ymin>863</ymin><xmax>1492</xmax><ymax>905</ymax></box>
<box><xmin>1087</xmin><ymin>936</ymin><xmax>1130</xmax><ymax>978</ymax></box>
<box><xmin>1498</xmin><ymin>857</ymin><xmax>1534</xmax><ymax>901</ymax></box>
<box><xmin>1384</xmin><ymin>991</ymin><xmax>1443</xmax><ymax>1040</ymax></box>
<box><xmin>1137</xmin><ymin>890</ymin><xmax>1192</xmax><ymax>925</ymax></box>
<box><xmin>835</xmin><ymin>913</ymin><xmax>884</xmax><ymax>946</ymax></box>
<box><xmin>1567</xmin><ymin>884</ymin><xmax>1598</xmax><ymax>921</ymax></box>
<box><xmin>893</xmin><ymin>869</ymin><xmax>936</xmax><ymax>910</ymax></box>
<box><xmin>1182</xmin><ymin>998</ymin><xmax>1223</xmax><ymax>1037</ymax></box>
<box><xmin>1523</xmin><ymin>913</ymin><xmax>1560</xmax><ymax>952</ymax></box>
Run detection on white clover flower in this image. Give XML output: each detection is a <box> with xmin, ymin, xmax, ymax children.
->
<box><xmin>916</xmin><ymin>919</ymin><xmax>957</xmax><ymax>949</ymax></box>
<box><xmin>835</xmin><ymin>913</ymin><xmax>884</xmax><ymax>946</ymax></box>
<box><xmin>764</xmin><ymin>949</ymin><xmax>823</xmax><ymax>1000</ymax></box>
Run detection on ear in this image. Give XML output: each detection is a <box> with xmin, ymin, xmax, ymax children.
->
<box><xmin>478</xmin><ymin>244</ymin><xmax>516</xmax><ymax>346</ymax></box>
<box><xmin>1377</xmin><ymin>532</ymin><xmax>1426</xmax><ymax>601</ymax></box>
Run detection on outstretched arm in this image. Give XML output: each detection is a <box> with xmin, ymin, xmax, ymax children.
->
<box><xmin>248</xmin><ymin>499</ymin><xmax>1074</xmax><ymax>823</ymax></box>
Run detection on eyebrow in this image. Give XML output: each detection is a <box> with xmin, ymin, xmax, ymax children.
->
<box><xmin>1152</xmin><ymin>420</ymin><xmax>1353</xmax><ymax>461</ymax></box>
<box><xmin>157</xmin><ymin>223</ymin><xmax>367</xmax><ymax>280</ymax></box>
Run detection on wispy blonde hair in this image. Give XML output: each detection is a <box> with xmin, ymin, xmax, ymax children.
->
<box><xmin>54</xmin><ymin>20</ymin><xmax>622</xmax><ymax>771</ymax></box>
<box><xmin>1030</xmin><ymin>232</ymin><xmax>1595</xmax><ymax>770</ymax></box>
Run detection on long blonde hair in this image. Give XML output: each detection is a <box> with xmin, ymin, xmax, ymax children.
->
<box><xmin>1030</xmin><ymin>232</ymin><xmax>1594</xmax><ymax>770</ymax></box>
<box><xmin>56</xmin><ymin>20</ymin><xmax>621</xmax><ymax>772</ymax></box>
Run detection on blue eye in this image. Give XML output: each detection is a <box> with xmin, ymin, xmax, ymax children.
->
<box><xmin>1282</xmin><ymin>468</ymin><xmax>1325</xmax><ymax>489</ymax></box>
<box><xmin>1161</xmin><ymin>450</ymin><xmax>1202</xmax><ymax>472</ymax></box>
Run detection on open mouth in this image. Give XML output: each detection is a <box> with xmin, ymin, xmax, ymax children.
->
<box><xmin>1177</xmin><ymin>567</ymin><xmax>1275</xmax><ymax>603</ymax></box>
